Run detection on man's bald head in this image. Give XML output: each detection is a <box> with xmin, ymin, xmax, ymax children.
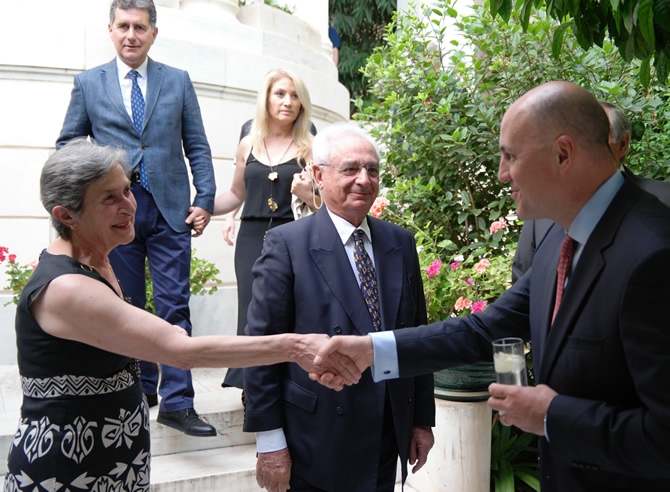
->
<box><xmin>513</xmin><ymin>81</ymin><xmax>611</xmax><ymax>151</ymax></box>
<box><xmin>498</xmin><ymin>82</ymin><xmax>619</xmax><ymax>229</ymax></box>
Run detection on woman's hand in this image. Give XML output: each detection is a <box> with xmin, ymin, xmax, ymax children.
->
<box><xmin>222</xmin><ymin>213</ymin><xmax>236</xmax><ymax>246</ymax></box>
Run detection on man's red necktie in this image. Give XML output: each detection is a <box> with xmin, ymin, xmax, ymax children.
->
<box><xmin>552</xmin><ymin>235</ymin><xmax>576</xmax><ymax>323</ymax></box>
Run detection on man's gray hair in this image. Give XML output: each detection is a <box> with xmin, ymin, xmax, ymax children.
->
<box><xmin>599</xmin><ymin>100</ymin><xmax>631</xmax><ymax>144</ymax></box>
<box><xmin>41</xmin><ymin>138</ymin><xmax>130</xmax><ymax>240</ymax></box>
<box><xmin>110</xmin><ymin>0</ymin><xmax>157</xmax><ymax>28</ymax></box>
<box><xmin>312</xmin><ymin>123</ymin><xmax>381</xmax><ymax>165</ymax></box>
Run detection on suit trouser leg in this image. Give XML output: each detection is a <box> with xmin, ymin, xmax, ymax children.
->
<box><xmin>376</xmin><ymin>388</ymin><xmax>399</xmax><ymax>492</ymax></box>
<box><xmin>109</xmin><ymin>183</ymin><xmax>194</xmax><ymax>412</ymax></box>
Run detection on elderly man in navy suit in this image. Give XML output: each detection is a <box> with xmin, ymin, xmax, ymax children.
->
<box><xmin>56</xmin><ymin>0</ymin><xmax>216</xmax><ymax>436</ymax></box>
<box><xmin>314</xmin><ymin>82</ymin><xmax>670</xmax><ymax>491</ymax></box>
<box><xmin>243</xmin><ymin>123</ymin><xmax>435</xmax><ymax>492</ymax></box>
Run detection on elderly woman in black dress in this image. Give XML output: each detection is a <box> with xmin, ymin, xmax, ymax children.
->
<box><xmin>4</xmin><ymin>139</ymin><xmax>356</xmax><ymax>491</ymax></box>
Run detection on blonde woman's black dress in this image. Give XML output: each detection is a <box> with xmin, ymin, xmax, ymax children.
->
<box><xmin>222</xmin><ymin>154</ymin><xmax>301</xmax><ymax>388</ymax></box>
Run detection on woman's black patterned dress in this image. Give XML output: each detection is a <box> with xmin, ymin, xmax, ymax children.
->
<box><xmin>4</xmin><ymin>251</ymin><xmax>151</xmax><ymax>492</ymax></box>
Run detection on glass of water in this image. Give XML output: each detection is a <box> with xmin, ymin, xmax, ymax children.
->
<box><xmin>492</xmin><ymin>337</ymin><xmax>527</xmax><ymax>386</ymax></box>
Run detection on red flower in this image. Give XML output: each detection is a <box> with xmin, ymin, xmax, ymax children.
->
<box><xmin>8</xmin><ymin>254</ymin><xmax>16</xmax><ymax>263</ymax></box>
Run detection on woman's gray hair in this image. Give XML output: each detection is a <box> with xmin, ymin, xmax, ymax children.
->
<box><xmin>41</xmin><ymin>138</ymin><xmax>130</xmax><ymax>239</ymax></box>
<box><xmin>312</xmin><ymin>122</ymin><xmax>381</xmax><ymax>165</ymax></box>
<box><xmin>110</xmin><ymin>0</ymin><xmax>157</xmax><ymax>28</ymax></box>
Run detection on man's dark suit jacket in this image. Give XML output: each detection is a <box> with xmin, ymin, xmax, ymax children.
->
<box><xmin>512</xmin><ymin>168</ymin><xmax>670</xmax><ymax>282</ymax></box>
<box><xmin>390</xmin><ymin>177</ymin><xmax>670</xmax><ymax>491</ymax></box>
<box><xmin>56</xmin><ymin>58</ymin><xmax>215</xmax><ymax>231</ymax></box>
<box><xmin>243</xmin><ymin>208</ymin><xmax>436</xmax><ymax>491</ymax></box>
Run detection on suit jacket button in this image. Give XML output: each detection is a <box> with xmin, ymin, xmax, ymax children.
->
<box><xmin>141</xmin><ymin>144</ymin><xmax>147</xmax><ymax>150</ymax></box>
<box><xmin>400</xmin><ymin>322</ymin><xmax>407</xmax><ymax>328</ymax></box>
<box><xmin>333</xmin><ymin>325</ymin><xmax>342</xmax><ymax>334</ymax></box>
<box><xmin>336</xmin><ymin>406</ymin><xmax>344</xmax><ymax>415</ymax></box>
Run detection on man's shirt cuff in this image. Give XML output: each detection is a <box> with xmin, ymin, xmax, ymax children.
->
<box><xmin>255</xmin><ymin>428</ymin><xmax>287</xmax><ymax>453</ymax></box>
<box><xmin>370</xmin><ymin>331</ymin><xmax>399</xmax><ymax>382</ymax></box>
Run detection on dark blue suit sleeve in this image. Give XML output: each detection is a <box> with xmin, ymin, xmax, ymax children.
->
<box><xmin>180</xmin><ymin>71</ymin><xmax>215</xmax><ymax>212</ymax></box>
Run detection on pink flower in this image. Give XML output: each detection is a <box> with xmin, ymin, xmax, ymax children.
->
<box><xmin>450</xmin><ymin>260</ymin><xmax>460</xmax><ymax>271</ymax></box>
<box><xmin>29</xmin><ymin>260</ymin><xmax>39</xmax><ymax>270</ymax></box>
<box><xmin>0</xmin><ymin>246</ymin><xmax>7</xmax><ymax>262</ymax></box>
<box><xmin>454</xmin><ymin>296</ymin><xmax>466</xmax><ymax>311</ymax></box>
<box><xmin>426</xmin><ymin>259</ymin><xmax>442</xmax><ymax>278</ymax></box>
<box><xmin>466</xmin><ymin>277</ymin><xmax>473</xmax><ymax>286</ymax></box>
<box><xmin>455</xmin><ymin>296</ymin><xmax>473</xmax><ymax>311</ymax></box>
<box><xmin>475</xmin><ymin>258</ymin><xmax>491</xmax><ymax>273</ymax></box>
<box><xmin>370</xmin><ymin>196</ymin><xmax>390</xmax><ymax>218</ymax></box>
<box><xmin>471</xmin><ymin>301</ymin><xmax>487</xmax><ymax>313</ymax></box>
<box><xmin>489</xmin><ymin>218</ymin><xmax>508</xmax><ymax>234</ymax></box>
<box><xmin>8</xmin><ymin>254</ymin><xmax>16</xmax><ymax>263</ymax></box>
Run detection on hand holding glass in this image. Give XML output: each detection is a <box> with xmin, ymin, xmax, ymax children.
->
<box><xmin>493</xmin><ymin>337</ymin><xmax>527</xmax><ymax>386</ymax></box>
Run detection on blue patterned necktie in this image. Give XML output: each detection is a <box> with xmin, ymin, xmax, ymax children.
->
<box><xmin>352</xmin><ymin>229</ymin><xmax>381</xmax><ymax>331</ymax></box>
<box><xmin>127</xmin><ymin>70</ymin><xmax>150</xmax><ymax>192</ymax></box>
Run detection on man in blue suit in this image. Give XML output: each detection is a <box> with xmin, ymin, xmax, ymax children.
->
<box><xmin>314</xmin><ymin>82</ymin><xmax>670</xmax><ymax>491</ymax></box>
<box><xmin>243</xmin><ymin>123</ymin><xmax>435</xmax><ymax>492</ymax></box>
<box><xmin>56</xmin><ymin>0</ymin><xmax>216</xmax><ymax>436</ymax></box>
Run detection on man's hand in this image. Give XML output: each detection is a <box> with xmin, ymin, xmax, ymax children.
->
<box><xmin>309</xmin><ymin>335</ymin><xmax>374</xmax><ymax>389</ymax></box>
<box><xmin>185</xmin><ymin>206</ymin><xmax>212</xmax><ymax>237</ymax></box>
<box><xmin>409</xmin><ymin>426</ymin><xmax>434</xmax><ymax>474</ymax></box>
<box><xmin>292</xmin><ymin>334</ymin><xmax>362</xmax><ymax>390</ymax></box>
<box><xmin>487</xmin><ymin>383</ymin><xmax>558</xmax><ymax>435</ymax></box>
<box><xmin>256</xmin><ymin>448</ymin><xmax>291</xmax><ymax>492</ymax></box>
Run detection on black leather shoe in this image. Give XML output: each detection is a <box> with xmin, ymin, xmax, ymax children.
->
<box><xmin>145</xmin><ymin>393</ymin><xmax>158</xmax><ymax>408</ymax></box>
<box><xmin>157</xmin><ymin>408</ymin><xmax>217</xmax><ymax>437</ymax></box>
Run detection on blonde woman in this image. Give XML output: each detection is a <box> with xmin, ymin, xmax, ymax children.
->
<box><xmin>212</xmin><ymin>69</ymin><xmax>320</xmax><ymax>389</ymax></box>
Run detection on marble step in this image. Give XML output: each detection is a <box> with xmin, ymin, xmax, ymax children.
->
<box><xmin>149</xmin><ymin>387</ymin><xmax>253</xmax><ymax>458</ymax></box>
<box><xmin>149</xmin><ymin>444</ymin><xmax>258</xmax><ymax>492</ymax></box>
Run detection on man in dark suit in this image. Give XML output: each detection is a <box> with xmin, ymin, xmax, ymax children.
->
<box><xmin>56</xmin><ymin>0</ymin><xmax>216</xmax><ymax>436</ymax></box>
<box><xmin>314</xmin><ymin>82</ymin><xmax>670</xmax><ymax>491</ymax></box>
<box><xmin>512</xmin><ymin>100</ymin><xmax>670</xmax><ymax>283</ymax></box>
<box><xmin>243</xmin><ymin>123</ymin><xmax>435</xmax><ymax>492</ymax></box>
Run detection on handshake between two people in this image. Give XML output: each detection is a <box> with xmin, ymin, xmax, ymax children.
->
<box><xmin>293</xmin><ymin>334</ymin><xmax>373</xmax><ymax>391</ymax></box>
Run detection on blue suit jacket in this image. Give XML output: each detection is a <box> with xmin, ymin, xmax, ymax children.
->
<box><xmin>391</xmin><ymin>177</ymin><xmax>670</xmax><ymax>491</ymax></box>
<box><xmin>243</xmin><ymin>208</ymin><xmax>436</xmax><ymax>491</ymax></box>
<box><xmin>56</xmin><ymin>58</ymin><xmax>214</xmax><ymax>233</ymax></box>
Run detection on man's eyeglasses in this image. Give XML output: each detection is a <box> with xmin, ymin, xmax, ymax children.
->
<box><xmin>318</xmin><ymin>163</ymin><xmax>380</xmax><ymax>178</ymax></box>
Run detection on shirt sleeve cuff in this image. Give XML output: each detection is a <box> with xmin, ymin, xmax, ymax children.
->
<box><xmin>544</xmin><ymin>414</ymin><xmax>549</xmax><ymax>442</ymax></box>
<box><xmin>256</xmin><ymin>428</ymin><xmax>288</xmax><ymax>453</ymax></box>
<box><xmin>370</xmin><ymin>331</ymin><xmax>399</xmax><ymax>382</ymax></box>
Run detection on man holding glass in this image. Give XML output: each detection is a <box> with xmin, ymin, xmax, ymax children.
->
<box><xmin>312</xmin><ymin>82</ymin><xmax>670</xmax><ymax>491</ymax></box>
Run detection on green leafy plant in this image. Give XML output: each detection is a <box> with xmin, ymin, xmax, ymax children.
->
<box><xmin>144</xmin><ymin>249</ymin><xmax>222</xmax><ymax>315</ymax></box>
<box><xmin>1</xmin><ymin>247</ymin><xmax>37</xmax><ymax>306</ymax></box>
<box><xmin>491</xmin><ymin>414</ymin><xmax>540</xmax><ymax>492</ymax></box>
<box><xmin>491</xmin><ymin>0</ymin><xmax>670</xmax><ymax>86</ymax></box>
<box><xmin>330</xmin><ymin>0</ymin><xmax>397</xmax><ymax>114</ymax></box>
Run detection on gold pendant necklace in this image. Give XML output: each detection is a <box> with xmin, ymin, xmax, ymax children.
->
<box><xmin>264</xmin><ymin>138</ymin><xmax>294</xmax><ymax>212</ymax></box>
